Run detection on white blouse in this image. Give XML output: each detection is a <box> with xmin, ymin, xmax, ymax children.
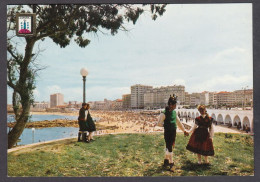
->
<box><xmin>187</xmin><ymin>114</ymin><xmax>214</xmax><ymax>139</ymax></box>
<box><xmin>85</xmin><ymin>110</ymin><xmax>89</xmax><ymax>121</ymax></box>
<box><xmin>157</xmin><ymin>113</ymin><xmax>185</xmax><ymax>132</ymax></box>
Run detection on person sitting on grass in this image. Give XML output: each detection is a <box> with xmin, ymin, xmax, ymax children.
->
<box><xmin>86</xmin><ymin>103</ymin><xmax>96</xmax><ymax>142</ymax></box>
<box><xmin>155</xmin><ymin>94</ymin><xmax>189</xmax><ymax>172</ymax></box>
<box><xmin>186</xmin><ymin>105</ymin><xmax>214</xmax><ymax>164</ymax></box>
<box><xmin>77</xmin><ymin>103</ymin><xmax>88</xmax><ymax>142</ymax></box>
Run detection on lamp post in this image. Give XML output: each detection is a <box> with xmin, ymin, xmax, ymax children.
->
<box><xmin>80</xmin><ymin>68</ymin><xmax>89</xmax><ymax>103</ymax></box>
<box><xmin>32</xmin><ymin>128</ymin><xmax>35</xmax><ymax>143</ymax></box>
<box><xmin>242</xmin><ymin>86</ymin><xmax>248</xmax><ymax>110</ymax></box>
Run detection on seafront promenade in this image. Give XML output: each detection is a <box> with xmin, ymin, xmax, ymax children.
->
<box><xmin>177</xmin><ymin>108</ymin><xmax>253</xmax><ymax>132</ymax></box>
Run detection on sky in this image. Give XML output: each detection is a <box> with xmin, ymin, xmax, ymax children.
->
<box><xmin>7</xmin><ymin>3</ymin><xmax>253</xmax><ymax>104</ymax></box>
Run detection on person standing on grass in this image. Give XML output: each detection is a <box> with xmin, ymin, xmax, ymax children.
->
<box><xmin>186</xmin><ymin>105</ymin><xmax>214</xmax><ymax>164</ymax></box>
<box><xmin>86</xmin><ymin>103</ymin><xmax>96</xmax><ymax>142</ymax></box>
<box><xmin>78</xmin><ymin>103</ymin><xmax>88</xmax><ymax>142</ymax></box>
<box><xmin>156</xmin><ymin>94</ymin><xmax>189</xmax><ymax>172</ymax></box>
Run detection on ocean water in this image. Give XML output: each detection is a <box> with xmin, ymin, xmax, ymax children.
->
<box><xmin>7</xmin><ymin>114</ymin><xmax>100</xmax><ymax>146</ymax></box>
<box><xmin>15</xmin><ymin>127</ymin><xmax>79</xmax><ymax>145</ymax></box>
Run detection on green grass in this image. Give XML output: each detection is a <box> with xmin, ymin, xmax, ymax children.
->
<box><xmin>8</xmin><ymin>133</ymin><xmax>254</xmax><ymax>177</ymax></box>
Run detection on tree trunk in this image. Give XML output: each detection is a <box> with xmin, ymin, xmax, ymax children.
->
<box><xmin>8</xmin><ymin>118</ymin><xmax>27</xmax><ymax>149</ymax></box>
<box><xmin>8</xmin><ymin>38</ymin><xmax>35</xmax><ymax>149</ymax></box>
<box><xmin>8</xmin><ymin>96</ymin><xmax>30</xmax><ymax>149</ymax></box>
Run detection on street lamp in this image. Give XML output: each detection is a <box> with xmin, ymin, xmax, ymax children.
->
<box><xmin>32</xmin><ymin>128</ymin><xmax>35</xmax><ymax>143</ymax></box>
<box><xmin>80</xmin><ymin>67</ymin><xmax>89</xmax><ymax>103</ymax></box>
<box><xmin>242</xmin><ymin>86</ymin><xmax>248</xmax><ymax>110</ymax></box>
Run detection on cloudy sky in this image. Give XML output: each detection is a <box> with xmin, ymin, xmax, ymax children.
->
<box><xmin>7</xmin><ymin>3</ymin><xmax>253</xmax><ymax>103</ymax></box>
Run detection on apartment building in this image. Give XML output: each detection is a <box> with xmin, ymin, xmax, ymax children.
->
<box><xmin>131</xmin><ymin>84</ymin><xmax>153</xmax><ymax>109</ymax></box>
<box><xmin>32</xmin><ymin>101</ymin><xmax>50</xmax><ymax>109</ymax></box>
<box><xmin>144</xmin><ymin>85</ymin><xmax>185</xmax><ymax>109</ymax></box>
<box><xmin>50</xmin><ymin>93</ymin><xmax>64</xmax><ymax>108</ymax></box>
<box><xmin>122</xmin><ymin>94</ymin><xmax>131</xmax><ymax>109</ymax></box>
<box><xmin>190</xmin><ymin>93</ymin><xmax>201</xmax><ymax>106</ymax></box>
<box><xmin>113</xmin><ymin>99</ymin><xmax>123</xmax><ymax>110</ymax></box>
<box><xmin>93</xmin><ymin>99</ymin><xmax>113</xmax><ymax>110</ymax></box>
<box><xmin>209</xmin><ymin>92</ymin><xmax>218</xmax><ymax>106</ymax></box>
<box><xmin>217</xmin><ymin>91</ymin><xmax>235</xmax><ymax>106</ymax></box>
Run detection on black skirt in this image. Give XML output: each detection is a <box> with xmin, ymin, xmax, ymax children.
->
<box><xmin>86</xmin><ymin>114</ymin><xmax>96</xmax><ymax>132</ymax></box>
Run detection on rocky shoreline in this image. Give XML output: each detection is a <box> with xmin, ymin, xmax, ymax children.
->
<box><xmin>7</xmin><ymin>119</ymin><xmax>79</xmax><ymax>128</ymax></box>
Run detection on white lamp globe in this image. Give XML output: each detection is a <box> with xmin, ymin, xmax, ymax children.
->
<box><xmin>80</xmin><ymin>68</ymin><xmax>89</xmax><ymax>77</ymax></box>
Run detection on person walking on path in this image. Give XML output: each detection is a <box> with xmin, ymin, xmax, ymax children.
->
<box><xmin>156</xmin><ymin>94</ymin><xmax>189</xmax><ymax>172</ymax></box>
<box><xmin>186</xmin><ymin>105</ymin><xmax>215</xmax><ymax>164</ymax></box>
<box><xmin>78</xmin><ymin>103</ymin><xmax>88</xmax><ymax>142</ymax></box>
<box><xmin>86</xmin><ymin>104</ymin><xmax>96</xmax><ymax>142</ymax></box>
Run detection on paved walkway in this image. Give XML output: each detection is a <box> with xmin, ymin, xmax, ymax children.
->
<box><xmin>178</xmin><ymin>119</ymin><xmax>247</xmax><ymax>134</ymax></box>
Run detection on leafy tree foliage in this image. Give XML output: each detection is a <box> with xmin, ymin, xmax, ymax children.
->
<box><xmin>7</xmin><ymin>4</ymin><xmax>166</xmax><ymax>148</ymax></box>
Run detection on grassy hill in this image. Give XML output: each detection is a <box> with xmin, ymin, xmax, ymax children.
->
<box><xmin>8</xmin><ymin>133</ymin><xmax>254</xmax><ymax>177</ymax></box>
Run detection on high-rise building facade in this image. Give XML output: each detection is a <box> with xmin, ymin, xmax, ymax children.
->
<box><xmin>189</xmin><ymin>93</ymin><xmax>201</xmax><ymax>106</ymax></box>
<box><xmin>216</xmin><ymin>91</ymin><xmax>235</xmax><ymax>106</ymax></box>
<box><xmin>209</xmin><ymin>92</ymin><xmax>218</xmax><ymax>106</ymax></box>
<box><xmin>131</xmin><ymin>84</ymin><xmax>153</xmax><ymax>109</ymax></box>
<box><xmin>231</xmin><ymin>89</ymin><xmax>253</xmax><ymax>107</ymax></box>
<box><xmin>122</xmin><ymin>94</ymin><xmax>131</xmax><ymax>109</ymax></box>
<box><xmin>184</xmin><ymin>92</ymin><xmax>191</xmax><ymax>106</ymax></box>
<box><xmin>113</xmin><ymin>99</ymin><xmax>123</xmax><ymax>110</ymax></box>
<box><xmin>50</xmin><ymin>93</ymin><xmax>64</xmax><ymax>108</ymax></box>
<box><xmin>144</xmin><ymin>85</ymin><xmax>185</xmax><ymax>109</ymax></box>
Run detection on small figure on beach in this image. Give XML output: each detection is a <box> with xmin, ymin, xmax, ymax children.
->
<box><xmin>156</xmin><ymin>94</ymin><xmax>189</xmax><ymax>172</ymax></box>
<box><xmin>186</xmin><ymin>105</ymin><xmax>214</xmax><ymax>164</ymax></box>
<box><xmin>245</xmin><ymin>124</ymin><xmax>250</xmax><ymax>133</ymax></box>
<box><xmin>86</xmin><ymin>104</ymin><xmax>96</xmax><ymax>142</ymax></box>
<box><xmin>78</xmin><ymin>103</ymin><xmax>88</xmax><ymax>142</ymax></box>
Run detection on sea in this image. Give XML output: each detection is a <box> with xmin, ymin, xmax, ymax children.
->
<box><xmin>7</xmin><ymin>114</ymin><xmax>97</xmax><ymax>146</ymax></box>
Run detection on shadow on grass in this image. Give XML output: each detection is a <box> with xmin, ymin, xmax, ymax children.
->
<box><xmin>143</xmin><ymin>165</ymin><xmax>168</xmax><ymax>176</ymax></box>
<box><xmin>181</xmin><ymin>160</ymin><xmax>211</xmax><ymax>171</ymax></box>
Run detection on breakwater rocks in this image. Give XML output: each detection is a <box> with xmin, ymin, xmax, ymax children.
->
<box><xmin>8</xmin><ymin>119</ymin><xmax>79</xmax><ymax>128</ymax></box>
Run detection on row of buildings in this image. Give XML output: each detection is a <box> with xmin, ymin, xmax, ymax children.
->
<box><xmin>29</xmin><ymin>84</ymin><xmax>253</xmax><ymax>111</ymax></box>
<box><xmin>30</xmin><ymin>93</ymin><xmax>123</xmax><ymax>111</ymax></box>
<box><xmin>89</xmin><ymin>84</ymin><xmax>253</xmax><ymax>110</ymax></box>
<box><xmin>127</xmin><ymin>84</ymin><xmax>253</xmax><ymax>110</ymax></box>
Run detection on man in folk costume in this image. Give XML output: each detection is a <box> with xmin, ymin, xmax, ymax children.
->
<box><xmin>156</xmin><ymin>94</ymin><xmax>189</xmax><ymax>172</ymax></box>
<box><xmin>186</xmin><ymin>105</ymin><xmax>214</xmax><ymax>164</ymax></box>
<box><xmin>77</xmin><ymin>103</ymin><xmax>88</xmax><ymax>142</ymax></box>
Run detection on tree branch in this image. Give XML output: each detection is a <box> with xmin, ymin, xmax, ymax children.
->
<box><xmin>7</xmin><ymin>64</ymin><xmax>18</xmax><ymax>91</ymax></box>
<box><xmin>7</xmin><ymin>47</ymin><xmax>18</xmax><ymax>60</ymax></box>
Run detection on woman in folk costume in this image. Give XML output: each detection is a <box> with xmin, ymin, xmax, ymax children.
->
<box><xmin>156</xmin><ymin>94</ymin><xmax>189</xmax><ymax>172</ymax></box>
<box><xmin>78</xmin><ymin>103</ymin><xmax>88</xmax><ymax>142</ymax></box>
<box><xmin>85</xmin><ymin>103</ymin><xmax>96</xmax><ymax>142</ymax></box>
<box><xmin>186</xmin><ymin>105</ymin><xmax>214</xmax><ymax>164</ymax></box>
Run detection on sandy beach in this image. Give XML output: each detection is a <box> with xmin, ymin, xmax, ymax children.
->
<box><xmin>23</xmin><ymin>111</ymin><xmax>246</xmax><ymax>134</ymax></box>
